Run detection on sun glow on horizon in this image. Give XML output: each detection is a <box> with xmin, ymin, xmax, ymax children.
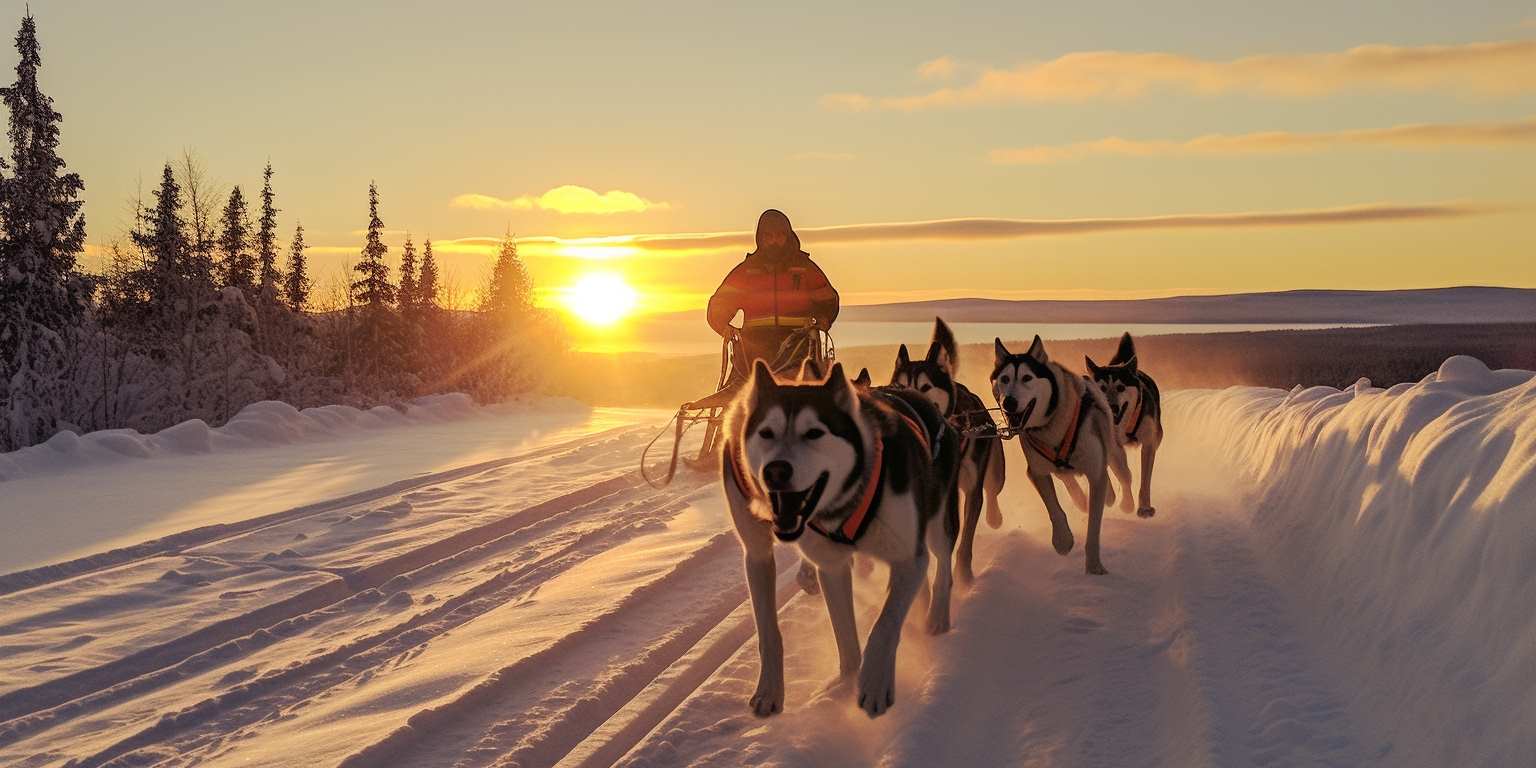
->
<box><xmin>560</xmin><ymin>271</ymin><xmax>639</xmax><ymax>327</ymax></box>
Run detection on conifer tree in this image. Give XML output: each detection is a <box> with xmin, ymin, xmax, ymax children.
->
<box><xmin>0</xmin><ymin>11</ymin><xmax>86</xmax><ymax>366</ymax></box>
<box><xmin>218</xmin><ymin>185</ymin><xmax>255</xmax><ymax>294</ymax></box>
<box><xmin>398</xmin><ymin>234</ymin><xmax>418</xmax><ymax>312</ymax></box>
<box><xmin>417</xmin><ymin>237</ymin><xmax>439</xmax><ymax>310</ymax></box>
<box><xmin>132</xmin><ymin>163</ymin><xmax>188</xmax><ymax>310</ymax></box>
<box><xmin>284</xmin><ymin>223</ymin><xmax>310</xmax><ymax>311</ymax></box>
<box><xmin>351</xmin><ymin>182</ymin><xmax>394</xmax><ymax>308</ymax></box>
<box><xmin>482</xmin><ymin>232</ymin><xmax>531</xmax><ymax>319</ymax></box>
<box><xmin>256</xmin><ymin>161</ymin><xmax>280</xmax><ymax>290</ymax></box>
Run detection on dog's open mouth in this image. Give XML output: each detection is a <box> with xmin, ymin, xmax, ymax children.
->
<box><xmin>1006</xmin><ymin>398</ymin><xmax>1037</xmax><ymax>432</ymax></box>
<box><xmin>768</xmin><ymin>472</ymin><xmax>829</xmax><ymax>542</ymax></box>
<box><xmin>1113</xmin><ymin>402</ymin><xmax>1128</xmax><ymax>423</ymax></box>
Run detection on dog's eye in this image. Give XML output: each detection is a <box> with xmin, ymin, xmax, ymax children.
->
<box><xmin>1099</xmin><ymin>383</ymin><xmax>1107</xmax><ymax>390</ymax></box>
<box><xmin>999</xmin><ymin>375</ymin><xmax>1009</xmax><ymax>384</ymax></box>
<box><xmin>1021</xmin><ymin>374</ymin><xmax>1033</xmax><ymax>382</ymax></box>
<box><xmin>919</xmin><ymin>384</ymin><xmax>932</xmax><ymax>392</ymax></box>
<box><xmin>804</xmin><ymin>428</ymin><xmax>825</xmax><ymax>440</ymax></box>
<box><xmin>1117</xmin><ymin>384</ymin><xmax>1126</xmax><ymax>392</ymax></box>
<box><xmin>758</xmin><ymin>427</ymin><xmax>775</xmax><ymax>440</ymax></box>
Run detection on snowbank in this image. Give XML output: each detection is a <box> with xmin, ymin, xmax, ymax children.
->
<box><xmin>1168</xmin><ymin>356</ymin><xmax>1536</xmax><ymax>766</ymax></box>
<box><xmin>0</xmin><ymin>394</ymin><xmax>480</xmax><ymax>482</ymax></box>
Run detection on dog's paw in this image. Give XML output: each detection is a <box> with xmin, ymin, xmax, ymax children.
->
<box><xmin>1051</xmin><ymin>527</ymin><xmax>1075</xmax><ymax>555</ymax></box>
<box><xmin>857</xmin><ymin>662</ymin><xmax>897</xmax><ymax>718</ymax></box>
<box><xmin>1085</xmin><ymin>560</ymin><xmax>1109</xmax><ymax>576</ymax></box>
<box><xmin>749</xmin><ymin>679</ymin><xmax>785</xmax><ymax>717</ymax></box>
<box><xmin>796</xmin><ymin>561</ymin><xmax>820</xmax><ymax>594</ymax></box>
<box><xmin>1137</xmin><ymin>506</ymin><xmax>1157</xmax><ymax>519</ymax></box>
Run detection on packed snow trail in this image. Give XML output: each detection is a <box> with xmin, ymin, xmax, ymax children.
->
<box><xmin>0</xmin><ymin>359</ymin><xmax>1529</xmax><ymax>767</ymax></box>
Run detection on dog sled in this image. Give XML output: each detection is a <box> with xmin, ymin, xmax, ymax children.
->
<box><xmin>641</xmin><ymin>322</ymin><xmax>836</xmax><ymax>487</ymax></box>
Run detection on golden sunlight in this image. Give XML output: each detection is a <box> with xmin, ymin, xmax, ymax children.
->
<box><xmin>561</xmin><ymin>271</ymin><xmax>639</xmax><ymax>327</ymax></box>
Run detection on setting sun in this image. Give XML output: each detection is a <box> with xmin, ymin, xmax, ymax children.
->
<box><xmin>561</xmin><ymin>271</ymin><xmax>639</xmax><ymax>327</ymax></box>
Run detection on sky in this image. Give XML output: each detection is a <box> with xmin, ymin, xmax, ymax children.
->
<box><xmin>10</xmin><ymin>0</ymin><xmax>1536</xmax><ymax>314</ymax></box>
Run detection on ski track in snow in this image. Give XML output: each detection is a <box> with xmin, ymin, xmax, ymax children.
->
<box><xmin>0</xmin><ymin>361</ymin><xmax>1527</xmax><ymax>767</ymax></box>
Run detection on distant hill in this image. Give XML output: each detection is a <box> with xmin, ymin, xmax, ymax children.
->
<box><xmin>838</xmin><ymin>287</ymin><xmax>1536</xmax><ymax>324</ymax></box>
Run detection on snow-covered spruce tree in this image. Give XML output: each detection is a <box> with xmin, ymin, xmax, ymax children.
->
<box><xmin>398</xmin><ymin>233</ymin><xmax>418</xmax><ymax>313</ymax></box>
<box><xmin>285</xmin><ymin>223</ymin><xmax>310</xmax><ymax>311</ymax></box>
<box><xmin>456</xmin><ymin>233</ymin><xmax>539</xmax><ymax>400</ymax></box>
<box><xmin>350</xmin><ymin>182</ymin><xmax>394</xmax><ymax>309</ymax></box>
<box><xmin>417</xmin><ymin>237</ymin><xmax>439</xmax><ymax>310</ymax></box>
<box><xmin>218</xmin><ymin>185</ymin><xmax>255</xmax><ymax>296</ymax></box>
<box><xmin>256</xmin><ymin>161</ymin><xmax>280</xmax><ymax>291</ymax></box>
<box><xmin>348</xmin><ymin>182</ymin><xmax>405</xmax><ymax>395</ymax></box>
<box><xmin>0</xmin><ymin>11</ymin><xmax>89</xmax><ymax>449</ymax></box>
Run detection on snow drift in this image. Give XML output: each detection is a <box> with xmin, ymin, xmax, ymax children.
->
<box><xmin>1167</xmin><ymin>355</ymin><xmax>1536</xmax><ymax>766</ymax></box>
<box><xmin>0</xmin><ymin>393</ymin><xmax>479</xmax><ymax>482</ymax></box>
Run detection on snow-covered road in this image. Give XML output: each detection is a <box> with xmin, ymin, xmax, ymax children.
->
<box><xmin>1</xmin><ymin>357</ymin><xmax>1530</xmax><ymax>767</ymax></box>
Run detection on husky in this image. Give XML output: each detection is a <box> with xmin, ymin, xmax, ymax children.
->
<box><xmin>889</xmin><ymin>318</ymin><xmax>1007</xmax><ymax>585</ymax></box>
<box><xmin>990</xmin><ymin>336</ymin><xmax>1130</xmax><ymax>575</ymax></box>
<box><xmin>722</xmin><ymin>360</ymin><xmax>959</xmax><ymax>718</ymax></box>
<box><xmin>1086</xmin><ymin>333</ymin><xmax>1163</xmax><ymax>518</ymax></box>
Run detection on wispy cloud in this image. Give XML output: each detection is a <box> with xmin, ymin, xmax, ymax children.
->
<box><xmin>515</xmin><ymin>202</ymin><xmax>1494</xmax><ymax>256</ymax></box>
<box><xmin>819</xmin><ymin>92</ymin><xmax>873</xmax><ymax>112</ymax></box>
<box><xmin>917</xmin><ymin>56</ymin><xmax>959</xmax><ymax>81</ymax></box>
<box><xmin>834</xmin><ymin>39</ymin><xmax>1536</xmax><ymax>110</ymax></box>
<box><xmin>789</xmin><ymin>151</ymin><xmax>858</xmax><ymax>161</ymax></box>
<box><xmin>990</xmin><ymin>116</ymin><xmax>1536</xmax><ymax>163</ymax></box>
<box><xmin>451</xmin><ymin>185</ymin><xmax>669</xmax><ymax>215</ymax></box>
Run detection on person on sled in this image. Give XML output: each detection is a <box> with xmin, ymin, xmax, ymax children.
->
<box><xmin>688</xmin><ymin>209</ymin><xmax>840</xmax><ymax>452</ymax></box>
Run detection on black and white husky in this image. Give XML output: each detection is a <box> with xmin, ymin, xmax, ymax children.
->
<box><xmin>722</xmin><ymin>360</ymin><xmax>959</xmax><ymax>718</ymax></box>
<box><xmin>991</xmin><ymin>336</ymin><xmax>1130</xmax><ymax>575</ymax></box>
<box><xmin>889</xmin><ymin>318</ymin><xmax>1007</xmax><ymax>585</ymax></box>
<box><xmin>1086</xmin><ymin>332</ymin><xmax>1163</xmax><ymax>518</ymax></box>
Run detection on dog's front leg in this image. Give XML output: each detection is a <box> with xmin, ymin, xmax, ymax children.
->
<box><xmin>816</xmin><ymin>558</ymin><xmax>861</xmax><ymax>683</ymax></box>
<box><xmin>1084</xmin><ymin>469</ymin><xmax>1109</xmax><ymax>575</ymax></box>
<box><xmin>858</xmin><ymin>552</ymin><xmax>928</xmax><ymax>718</ymax></box>
<box><xmin>1137</xmin><ymin>439</ymin><xmax>1159</xmax><ymax>518</ymax></box>
<box><xmin>744</xmin><ymin>548</ymin><xmax>785</xmax><ymax>715</ymax></box>
<box><xmin>1027</xmin><ymin>469</ymin><xmax>1075</xmax><ymax>555</ymax></box>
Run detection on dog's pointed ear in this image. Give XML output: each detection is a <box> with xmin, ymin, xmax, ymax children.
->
<box><xmin>1123</xmin><ymin>355</ymin><xmax>1138</xmax><ymax>375</ymax></box>
<box><xmin>750</xmin><ymin>359</ymin><xmax>776</xmax><ymax>396</ymax></box>
<box><xmin>994</xmin><ymin>337</ymin><xmax>1010</xmax><ymax>367</ymax></box>
<box><xmin>824</xmin><ymin>362</ymin><xmax>856</xmax><ymax>409</ymax></box>
<box><xmin>897</xmin><ymin>344</ymin><xmax>910</xmax><ymax>367</ymax></box>
<box><xmin>1026</xmin><ymin>334</ymin><xmax>1048</xmax><ymax>364</ymax></box>
<box><xmin>854</xmin><ymin>367</ymin><xmax>872</xmax><ymax>387</ymax></box>
<box><xmin>797</xmin><ymin>358</ymin><xmax>824</xmax><ymax>382</ymax></box>
<box><xmin>1085</xmin><ymin>356</ymin><xmax>1101</xmax><ymax>376</ymax></box>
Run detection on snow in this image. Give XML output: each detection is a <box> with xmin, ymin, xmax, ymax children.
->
<box><xmin>0</xmin><ymin>357</ymin><xmax>1530</xmax><ymax>767</ymax></box>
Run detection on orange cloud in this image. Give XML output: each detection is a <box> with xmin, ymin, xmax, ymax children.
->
<box><xmin>819</xmin><ymin>92</ymin><xmax>873</xmax><ymax>112</ymax></box>
<box><xmin>917</xmin><ymin>56</ymin><xmax>959</xmax><ymax>81</ymax></box>
<box><xmin>990</xmin><ymin>116</ymin><xmax>1536</xmax><ymax>163</ymax></box>
<box><xmin>451</xmin><ymin>185</ymin><xmax>669</xmax><ymax>215</ymax></box>
<box><xmin>516</xmin><ymin>202</ymin><xmax>1493</xmax><ymax>255</ymax></box>
<box><xmin>835</xmin><ymin>39</ymin><xmax>1536</xmax><ymax>110</ymax></box>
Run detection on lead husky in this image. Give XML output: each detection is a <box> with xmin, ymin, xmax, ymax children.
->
<box><xmin>722</xmin><ymin>361</ymin><xmax>959</xmax><ymax>717</ymax></box>
<box><xmin>1086</xmin><ymin>332</ymin><xmax>1163</xmax><ymax>518</ymax></box>
<box><xmin>890</xmin><ymin>318</ymin><xmax>1007</xmax><ymax>585</ymax></box>
<box><xmin>991</xmin><ymin>336</ymin><xmax>1128</xmax><ymax>575</ymax></box>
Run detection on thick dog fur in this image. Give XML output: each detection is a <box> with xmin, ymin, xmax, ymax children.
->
<box><xmin>990</xmin><ymin>336</ymin><xmax>1129</xmax><ymax>575</ymax></box>
<box><xmin>1086</xmin><ymin>332</ymin><xmax>1164</xmax><ymax>518</ymax></box>
<box><xmin>721</xmin><ymin>361</ymin><xmax>959</xmax><ymax>718</ymax></box>
<box><xmin>890</xmin><ymin>317</ymin><xmax>1007</xmax><ymax>585</ymax></box>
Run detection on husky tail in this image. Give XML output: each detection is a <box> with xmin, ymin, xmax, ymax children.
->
<box><xmin>1110</xmin><ymin>332</ymin><xmax>1136</xmax><ymax>366</ymax></box>
<box><xmin>929</xmin><ymin>316</ymin><xmax>959</xmax><ymax>374</ymax></box>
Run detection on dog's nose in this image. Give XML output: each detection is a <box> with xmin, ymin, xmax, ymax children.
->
<box><xmin>762</xmin><ymin>460</ymin><xmax>794</xmax><ymax>491</ymax></box>
<box><xmin>1002</xmin><ymin>395</ymin><xmax>1018</xmax><ymax>412</ymax></box>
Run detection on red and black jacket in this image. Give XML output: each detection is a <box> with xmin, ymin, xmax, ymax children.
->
<box><xmin>707</xmin><ymin>252</ymin><xmax>839</xmax><ymax>335</ymax></box>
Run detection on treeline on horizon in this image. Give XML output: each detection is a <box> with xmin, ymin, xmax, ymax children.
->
<box><xmin>557</xmin><ymin>322</ymin><xmax>1536</xmax><ymax>408</ymax></box>
<box><xmin>0</xmin><ymin>13</ymin><xmax>560</xmax><ymax>452</ymax></box>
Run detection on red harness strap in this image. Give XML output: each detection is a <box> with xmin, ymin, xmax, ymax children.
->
<box><xmin>1025</xmin><ymin>389</ymin><xmax>1090</xmax><ymax>469</ymax></box>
